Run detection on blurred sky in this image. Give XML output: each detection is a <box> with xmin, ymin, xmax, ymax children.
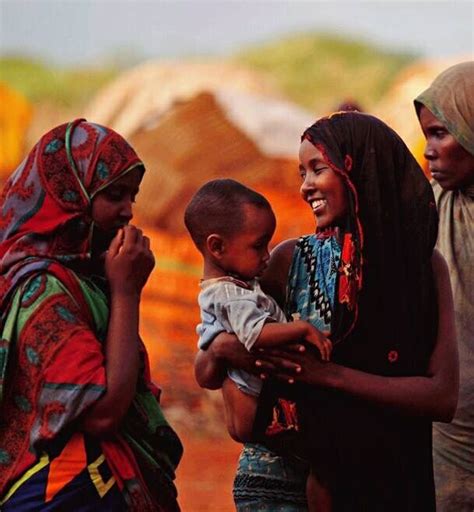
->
<box><xmin>0</xmin><ymin>0</ymin><xmax>473</xmax><ymax>66</ymax></box>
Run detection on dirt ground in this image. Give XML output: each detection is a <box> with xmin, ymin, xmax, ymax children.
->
<box><xmin>175</xmin><ymin>430</ymin><xmax>242</xmax><ymax>512</ymax></box>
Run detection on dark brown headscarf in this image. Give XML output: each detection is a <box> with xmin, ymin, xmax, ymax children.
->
<box><xmin>258</xmin><ymin>112</ymin><xmax>439</xmax><ymax>511</ymax></box>
<box><xmin>303</xmin><ymin>111</ymin><xmax>438</xmax><ymax>376</ymax></box>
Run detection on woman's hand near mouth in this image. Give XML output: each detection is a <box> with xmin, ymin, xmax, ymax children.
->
<box><xmin>83</xmin><ymin>224</ymin><xmax>155</xmax><ymax>436</ymax></box>
<box><xmin>105</xmin><ymin>224</ymin><xmax>155</xmax><ymax>297</ymax></box>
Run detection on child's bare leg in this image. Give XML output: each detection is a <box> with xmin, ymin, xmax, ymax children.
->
<box><xmin>222</xmin><ymin>377</ymin><xmax>258</xmax><ymax>443</ymax></box>
<box><xmin>307</xmin><ymin>468</ymin><xmax>332</xmax><ymax>512</ymax></box>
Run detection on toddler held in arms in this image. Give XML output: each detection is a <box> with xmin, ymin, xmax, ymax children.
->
<box><xmin>184</xmin><ymin>179</ymin><xmax>331</xmax><ymax>442</ymax></box>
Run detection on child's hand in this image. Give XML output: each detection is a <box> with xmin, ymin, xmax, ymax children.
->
<box><xmin>304</xmin><ymin>324</ymin><xmax>332</xmax><ymax>361</ymax></box>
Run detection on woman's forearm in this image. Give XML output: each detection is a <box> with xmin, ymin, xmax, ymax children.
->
<box><xmin>295</xmin><ymin>250</ymin><xmax>458</xmax><ymax>422</ymax></box>
<box><xmin>309</xmin><ymin>362</ymin><xmax>457</xmax><ymax>421</ymax></box>
<box><xmin>82</xmin><ymin>292</ymin><xmax>140</xmax><ymax>436</ymax></box>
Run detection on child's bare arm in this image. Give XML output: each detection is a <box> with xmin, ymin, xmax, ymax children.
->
<box><xmin>254</xmin><ymin>320</ymin><xmax>332</xmax><ymax>361</ymax></box>
<box><xmin>222</xmin><ymin>378</ymin><xmax>258</xmax><ymax>443</ymax></box>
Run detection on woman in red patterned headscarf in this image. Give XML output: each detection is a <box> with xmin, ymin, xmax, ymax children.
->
<box><xmin>0</xmin><ymin>119</ymin><xmax>182</xmax><ymax>511</ymax></box>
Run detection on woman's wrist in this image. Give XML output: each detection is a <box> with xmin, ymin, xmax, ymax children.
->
<box><xmin>320</xmin><ymin>362</ymin><xmax>342</xmax><ymax>388</ymax></box>
<box><xmin>110</xmin><ymin>286</ymin><xmax>142</xmax><ymax>301</ymax></box>
<box><xmin>299</xmin><ymin>359</ymin><xmax>343</xmax><ymax>389</ymax></box>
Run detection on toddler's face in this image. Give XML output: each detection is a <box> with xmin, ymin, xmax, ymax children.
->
<box><xmin>221</xmin><ymin>204</ymin><xmax>276</xmax><ymax>281</ymax></box>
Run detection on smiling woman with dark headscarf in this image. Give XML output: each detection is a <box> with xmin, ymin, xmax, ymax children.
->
<box><xmin>195</xmin><ymin>112</ymin><xmax>458</xmax><ymax>511</ymax></box>
<box><xmin>0</xmin><ymin>120</ymin><xmax>182</xmax><ymax>511</ymax></box>
<box><xmin>415</xmin><ymin>61</ymin><xmax>474</xmax><ymax>512</ymax></box>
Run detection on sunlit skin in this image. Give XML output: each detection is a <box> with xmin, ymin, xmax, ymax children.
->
<box><xmin>206</xmin><ymin>203</ymin><xmax>276</xmax><ymax>282</ymax></box>
<box><xmin>299</xmin><ymin>140</ymin><xmax>348</xmax><ymax>229</ymax></box>
<box><xmin>419</xmin><ymin>106</ymin><xmax>474</xmax><ymax>190</ymax></box>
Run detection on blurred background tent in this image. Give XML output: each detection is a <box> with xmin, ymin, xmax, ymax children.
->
<box><xmin>1</xmin><ymin>2</ymin><xmax>472</xmax><ymax>506</ymax></box>
<box><xmin>0</xmin><ymin>82</ymin><xmax>32</xmax><ymax>178</ymax></box>
<box><xmin>83</xmin><ymin>60</ymin><xmax>314</xmax><ymax>234</ymax></box>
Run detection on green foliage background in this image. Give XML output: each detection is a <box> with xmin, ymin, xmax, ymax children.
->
<box><xmin>1</xmin><ymin>33</ymin><xmax>416</xmax><ymax>111</ymax></box>
<box><xmin>0</xmin><ymin>56</ymin><xmax>118</xmax><ymax>107</ymax></box>
<box><xmin>236</xmin><ymin>33</ymin><xmax>415</xmax><ymax>112</ymax></box>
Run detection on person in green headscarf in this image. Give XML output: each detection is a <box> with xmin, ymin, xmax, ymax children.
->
<box><xmin>415</xmin><ymin>61</ymin><xmax>474</xmax><ymax>511</ymax></box>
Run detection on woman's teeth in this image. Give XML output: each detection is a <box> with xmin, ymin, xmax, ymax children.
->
<box><xmin>311</xmin><ymin>199</ymin><xmax>326</xmax><ymax>211</ymax></box>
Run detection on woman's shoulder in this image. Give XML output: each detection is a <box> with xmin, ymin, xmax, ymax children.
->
<box><xmin>259</xmin><ymin>238</ymin><xmax>299</xmax><ymax>307</ymax></box>
<box><xmin>272</xmin><ymin>238</ymin><xmax>299</xmax><ymax>260</ymax></box>
<box><xmin>16</xmin><ymin>268</ymin><xmax>104</xmax><ymax>320</ymax></box>
<box><xmin>4</xmin><ymin>272</ymin><xmax>84</xmax><ymax>339</ymax></box>
<box><xmin>268</xmin><ymin>235</ymin><xmax>318</xmax><ymax>271</ymax></box>
<box><xmin>18</xmin><ymin>271</ymin><xmax>70</xmax><ymax>306</ymax></box>
<box><xmin>269</xmin><ymin>238</ymin><xmax>299</xmax><ymax>277</ymax></box>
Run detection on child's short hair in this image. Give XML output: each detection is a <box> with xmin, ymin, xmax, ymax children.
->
<box><xmin>184</xmin><ymin>179</ymin><xmax>272</xmax><ymax>251</ymax></box>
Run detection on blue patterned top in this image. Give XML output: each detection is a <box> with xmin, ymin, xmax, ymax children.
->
<box><xmin>286</xmin><ymin>234</ymin><xmax>341</xmax><ymax>336</ymax></box>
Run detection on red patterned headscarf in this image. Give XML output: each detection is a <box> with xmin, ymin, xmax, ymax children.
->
<box><xmin>0</xmin><ymin>119</ymin><xmax>144</xmax><ymax>305</ymax></box>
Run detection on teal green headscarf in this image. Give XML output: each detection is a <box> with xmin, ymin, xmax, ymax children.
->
<box><xmin>414</xmin><ymin>61</ymin><xmax>474</xmax><ymax>156</ymax></box>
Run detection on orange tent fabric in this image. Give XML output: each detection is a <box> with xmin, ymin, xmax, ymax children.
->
<box><xmin>0</xmin><ymin>82</ymin><xmax>32</xmax><ymax>179</ymax></box>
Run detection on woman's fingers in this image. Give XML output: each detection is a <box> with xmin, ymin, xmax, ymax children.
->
<box><xmin>105</xmin><ymin>224</ymin><xmax>155</xmax><ymax>294</ymax></box>
<box><xmin>272</xmin><ymin>372</ymin><xmax>298</xmax><ymax>384</ymax></box>
<box><xmin>256</xmin><ymin>354</ymin><xmax>301</xmax><ymax>374</ymax></box>
<box><xmin>255</xmin><ymin>359</ymin><xmax>277</xmax><ymax>372</ymax></box>
<box><xmin>121</xmin><ymin>225</ymin><xmax>141</xmax><ymax>250</ymax></box>
<box><xmin>322</xmin><ymin>338</ymin><xmax>332</xmax><ymax>361</ymax></box>
<box><xmin>116</xmin><ymin>226</ymin><xmax>153</xmax><ymax>262</ymax></box>
<box><xmin>107</xmin><ymin>228</ymin><xmax>124</xmax><ymax>256</ymax></box>
<box><xmin>283</xmin><ymin>343</ymin><xmax>306</xmax><ymax>354</ymax></box>
<box><xmin>257</xmin><ymin>343</ymin><xmax>306</xmax><ymax>355</ymax></box>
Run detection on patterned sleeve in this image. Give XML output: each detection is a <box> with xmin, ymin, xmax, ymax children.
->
<box><xmin>5</xmin><ymin>272</ymin><xmax>106</xmax><ymax>451</ymax></box>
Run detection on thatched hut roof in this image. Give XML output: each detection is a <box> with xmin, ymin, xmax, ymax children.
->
<box><xmin>0</xmin><ymin>82</ymin><xmax>32</xmax><ymax>178</ymax></box>
<box><xmin>85</xmin><ymin>60</ymin><xmax>315</xmax><ymax>235</ymax></box>
<box><xmin>84</xmin><ymin>59</ymin><xmax>281</xmax><ymax>137</ymax></box>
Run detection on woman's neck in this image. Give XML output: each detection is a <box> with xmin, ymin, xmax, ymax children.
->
<box><xmin>316</xmin><ymin>226</ymin><xmax>343</xmax><ymax>244</ymax></box>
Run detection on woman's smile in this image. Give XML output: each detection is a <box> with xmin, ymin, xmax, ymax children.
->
<box><xmin>299</xmin><ymin>139</ymin><xmax>348</xmax><ymax>229</ymax></box>
<box><xmin>310</xmin><ymin>198</ymin><xmax>327</xmax><ymax>213</ymax></box>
